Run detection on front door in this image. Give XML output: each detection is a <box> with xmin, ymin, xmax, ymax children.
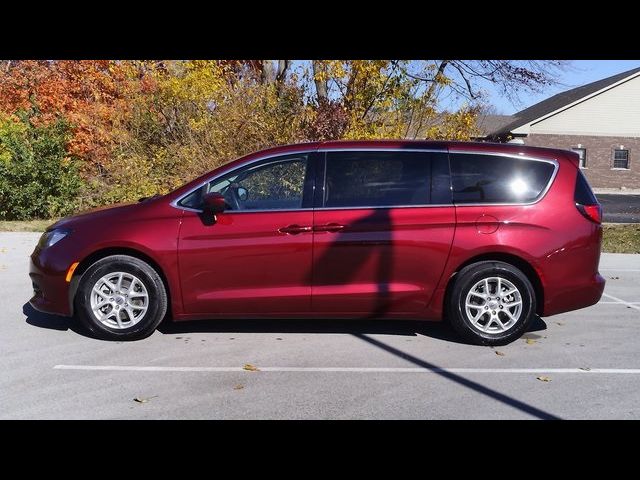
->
<box><xmin>177</xmin><ymin>153</ymin><xmax>315</xmax><ymax>315</ymax></box>
<box><xmin>311</xmin><ymin>150</ymin><xmax>455</xmax><ymax>316</ymax></box>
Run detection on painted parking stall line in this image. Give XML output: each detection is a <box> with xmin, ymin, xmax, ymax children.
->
<box><xmin>599</xmin><ymin>301</ymin><xmax>640</xmax><ymax>304</ymax></box>
<box><xmin>601</xmin><ymin>293</ymin><xmax>640</xmax><ymax>311</ymax></box>
<box><xmin>600</xmin><ymin>269</ymin><xmax>640</xmax><ymax>272</ymax></box>
<box><xmin>53</xmin><ymin>365</ymin><xmax>640</xmax><ymax>374</ymax></box>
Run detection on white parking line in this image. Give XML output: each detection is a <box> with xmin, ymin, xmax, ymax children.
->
<box><xmin>598</xmin><ymin>301</ymin><xmax>640</xmax><ymax>304</ymax></box>
<box><xmin>601</xmin><ymin>269</ymin><xmax>640</xmax><ymax>272</ymax></box>
<box><xmin>53</xmin><ymin>365</ymin><xmax>640</xmax><ymax>374</ymax></box>
<box><xmin>601</xmin><ymin>293</ymin><xmax>640</xmax><ymax>311</ymax></box>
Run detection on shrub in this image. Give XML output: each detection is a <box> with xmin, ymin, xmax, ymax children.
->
<box><xmin>0</xmin><ymin>113</ymin><xmax>83</xmax><ymax>220</ymax></box>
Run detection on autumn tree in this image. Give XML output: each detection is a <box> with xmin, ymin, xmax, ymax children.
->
<box><xmin>305</xmin><ymin>60</ymin><xmax>566</xmax><ymax>140</ymax></box>
<box><xmin>0</xmin><ymin>60</ymin><xmax>131</xmax><ymax>175</ymax></box>
<box><xmin>0</xmin><ymin>59</ymin><xmax>568</xmax><ymax>217</ymax></box>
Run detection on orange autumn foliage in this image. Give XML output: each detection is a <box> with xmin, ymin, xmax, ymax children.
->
<box><xmin>0</xmin><ymin>60</ymin><xmax>133</xmax><ymax>172</ymax></box>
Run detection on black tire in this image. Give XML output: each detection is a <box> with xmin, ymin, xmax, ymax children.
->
<box><xmin>448</xmin><ymin>261</ymin><xmax>536</xmax><ymax>346</ymax></box>
<box><xmin>74</xmin><ymin>255</ymin><xmax>168</xmax><ymax>340</ymax></box>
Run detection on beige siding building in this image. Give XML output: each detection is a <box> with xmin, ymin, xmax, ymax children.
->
<box><xmin>479</xmin><ymin>67</ymin><xmax>640</xmax><ymax>189</ymax></box>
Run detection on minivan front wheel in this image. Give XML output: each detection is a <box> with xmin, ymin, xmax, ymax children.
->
<box><xmin>75</xmin><ymin>255</ymin><xmax>168</xmax><ymax>340</ymax></box>
<box><xmin>449</xmin><ymin>261</ymin><xmax>536</xmax><ymax>346</ymax></box>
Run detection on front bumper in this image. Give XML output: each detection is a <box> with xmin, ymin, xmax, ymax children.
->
<box><xmin>29</xmin><ymin>248</ymin><xmax>73</xmax><ymax>317</ymax></box>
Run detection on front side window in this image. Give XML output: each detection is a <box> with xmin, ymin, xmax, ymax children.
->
<box><xmin>613</xmin><ymin>149</ymin><xmax>630</xmax><ymax>169</ymax></box>
<box><xmin>450</xmin><ymin>153</ymin><xmax>556</xmax><ymax>204</ymax></box>
<box><xmin>572</xmin><ymin>147</ymin><xmax>587</xmax><ymax>168</ymax></box>
<box><xmin>178</xmin><ymin>155</ymin><xmax>308</xmax><ymax>211</ymax></box>
<box><xmin>323</xmin><ymin>151</ymin><xmax>450</xmax><ymax>208</ymax></box>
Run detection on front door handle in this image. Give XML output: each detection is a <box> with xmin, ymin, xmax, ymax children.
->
<box><xmin>278</xmin><ymin>224</ymin><xmax>312</xmax><ymax>235</ymax></box>
<box><xmin>314</xmin><ymin>223</ymin><xmax>345</xmax><ymax>233</ymax></box>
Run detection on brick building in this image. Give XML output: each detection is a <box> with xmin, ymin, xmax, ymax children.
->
<box><xmin>478</xmin><ymin>67</ymin><xmax>640</xmax><ymax>190</ymax></box>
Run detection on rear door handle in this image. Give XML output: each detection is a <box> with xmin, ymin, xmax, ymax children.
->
<box><xmin>278</xmin><ymin>224</ymin><xmax>312</xmax><ymax>235</ymax></box>
<box><xmin>314</xmin><ymin>223</ymin><xmax>345</xmax><ymax>233</ymax></box>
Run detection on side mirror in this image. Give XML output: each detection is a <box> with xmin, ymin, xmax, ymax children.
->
<box><xmin>202</xmin><ymin>192</ymin><xmax>227</xmax><ymax>214</ymax></box>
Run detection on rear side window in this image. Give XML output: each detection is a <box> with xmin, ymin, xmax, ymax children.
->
<box><xmin>574</xmin><ymin>170</ymin><xmax>598</xmax><ymax>205</ymax></box>
<box><xmin>323</xmin><ymin>151</ymin><xmax>450</xmax><ymax>208</ymax></box>
<box><xmin>450</xmin><ymin>153</ymin><xmax>556</xmax><ymax>204</ymax></box>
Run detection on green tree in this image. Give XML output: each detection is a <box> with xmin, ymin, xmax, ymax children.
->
<box><xmin>0</xmin><ymin>113</ymin><xmax>83</xmax><ymax>220</ymax></box>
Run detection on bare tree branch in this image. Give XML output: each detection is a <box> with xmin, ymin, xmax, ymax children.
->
<box><xmin>312</xmin><ymin>60</ymin><xmax>328</xmax><ymax>101</ymax></box>
<box><xmin>260</xmin><ymin>60</ymin><xmax>276</xmax><ymax>85</ymax></box>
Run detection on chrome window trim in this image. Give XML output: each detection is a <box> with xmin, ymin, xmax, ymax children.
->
<box><xmin>448</xmin><ymin>150</ymin><xmax>559</xmax><ymax>207</ymax></box>
<box><xmin>169</xmin><ymin>150</ymin><xmax>311</xmax><ymax>212</ymax></box>
<box><xmin>319</xmin><ymin>148</ymin><xmax>447</xmax><ymax>153</ymax></box>
<box><xmin>169</xmin><ymin>147</ymin><xmax>559</xmax><ymax>212</ymax></box>
<box><xmin>175</xmin><ymin>204</ymin><xmax>453</xmax><ymax>215</ymax></box>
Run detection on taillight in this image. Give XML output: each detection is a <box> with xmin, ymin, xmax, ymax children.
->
<box><xmin>576</xmin><ymin>203</ymin><xmax>602</xmax><ymax>224</ymax></box>
<box><xmin>574</xmin><ymin>170</ymin><xmax>601</xmax><ymax>224</ymax></box>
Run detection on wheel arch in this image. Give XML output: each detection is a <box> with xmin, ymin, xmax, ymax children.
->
<box><xmin>444</xmin><ymin>252</ymin><xmax>544</xmax><ymax>316</ymax></box>
<box><xmin>68</xmin><ymin>247</ymin><xmax>173</xmax><ymax>317</ymax></box>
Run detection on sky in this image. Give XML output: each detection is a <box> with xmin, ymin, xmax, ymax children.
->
<box><xmin>487</xmin><ymin>60</ymin><xmax>640</xmax><ymax>115</ymax></box>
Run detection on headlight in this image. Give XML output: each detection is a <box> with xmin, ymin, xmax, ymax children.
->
<box><xmin>38</xmin><ymin>229</ymin><xmax>71</xmax><ymax>249</ymax></box>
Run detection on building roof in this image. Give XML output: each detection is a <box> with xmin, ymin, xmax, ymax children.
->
<box><xmin>475</xmin><ymin>114</ymin><xmax>513</xmax><ymax>136</ymax></box>
<box><xmin>486</xmin><ymin>66</ymin><xmax>640</xmax><ymax>138</ymax></box>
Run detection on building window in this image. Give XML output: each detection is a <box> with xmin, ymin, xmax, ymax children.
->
<box><xmin>572</xmin><ymin>147</ymin><xmax>587</xmax><ymax>168</ymax></box>
<box><xmin>613</xmin><ymin>149</ymin><xmax>630</xmax><ymax>169</ymax></box>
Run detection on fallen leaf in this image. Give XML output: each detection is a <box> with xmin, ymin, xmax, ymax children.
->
<box><xmin>243</xmin><ymin>363</ymin><xmax>260</xmax><ymax>372</ymax></box>
<box><xmin>609</xmin><ymin>276</ymin><xmax>620</xmax><ymax>280</ymax></box>
<box><xmin>233</xmin><ymin>384</ymin><xmax>244</xmax><ymax>390</ymax></box>
<box><xmin>495</xmin><ymin>350</ymin><xmax>506</xmax><ymax>356</ymax></box>
<box><xmin>276</xmin><ymin>337</ymin><xmax>283</xmax><ymax>341</ymax></box>
<box><xmin>525</xmin><ymin>338</ymin><xmax>537</xmax><ymax>345</ymax></box>
<box><xmin>580</xmin><ymin>367</ymin><xmax>591</xmax><ymax>371</ymax></box>
<box><xmin>536</xmin><ymin>376</ymin><xmax>551</xmax><ymax>382</ymax></box>
<box><xmin>555</xmin><ymin>322</ymin><xmax>565</xmax><ymax>326</ymax></box>
<box><xmin>133</xmin><ymin>395</ymin><xmax>157</xmax><ymax>403</ymax></box>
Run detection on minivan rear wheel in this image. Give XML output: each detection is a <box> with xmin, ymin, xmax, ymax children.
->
<box><xmin>75</xmin><ymin>255</ymin><xmax>167</xmax><ymax>340</ymax></box>
<box><xmin>448</xmin><ymin>261</ymin><xmax>536</xmax><ymax>346</ymax></box>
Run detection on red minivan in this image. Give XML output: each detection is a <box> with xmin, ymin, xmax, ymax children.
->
<box><xmin>29</xmin><ymin>140</ymin><xmax>605</xmax><ymax>345</ymax></box>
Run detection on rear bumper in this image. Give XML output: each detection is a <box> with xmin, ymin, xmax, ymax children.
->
<box><xmin>542</xmin><ymin>273</ymin><xmax>605</xmax><ymax>316</ymax></box>
<box><xmin>29</xmin><ymin>250</ymin><xmax>72</xmax><ymax>317</ymax></box>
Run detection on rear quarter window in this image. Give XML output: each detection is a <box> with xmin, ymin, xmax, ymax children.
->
<box><xmin>450</xmin><ymin>153</ymin><xmax>556</xmax><ymax>204</ymax></box>
<box><xmin>574</xmin><ymin>169</ymin><xmax>598</xmax><ymax>205</ymax></box>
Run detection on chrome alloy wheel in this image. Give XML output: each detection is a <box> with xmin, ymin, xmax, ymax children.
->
<box><xmin>90</xmin><ymin>272</ymin><xmax>149</xmax><ymax>329</ymax></box>
<box><xmin>464</xmin><ymin>277</ymin><xmax>523</xmax><ymax>334</ymax></box>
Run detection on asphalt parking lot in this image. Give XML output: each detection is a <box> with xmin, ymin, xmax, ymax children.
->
<box><xmin>597</xmin><ymin>194</ymin><xmax>640</xmax><ymax>223</ymax></box>
<box><xmin>2</xmin><ymin>232</ymin><xmax>640</xmax><ymax>419</ymax></box>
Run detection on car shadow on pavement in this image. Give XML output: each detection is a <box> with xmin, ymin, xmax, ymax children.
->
<box><xmin>157</xmin><ymin>315</ymin><xmax>547</xmax><ymax>345</ymax></box>
<box><xmin>22</xmin><ymin>302</ymin><xmax>97</xmax><ymax>338</ymax></box>
<box><xmin>23</xmin><ymin>300</ymin><xmax>547</xmax><ymax>345</ymax></box>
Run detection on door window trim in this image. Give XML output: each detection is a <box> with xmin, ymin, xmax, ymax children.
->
<box><xmin>170</xmin><ymin>147</ymin><xmax>559</xmax><ymax>213</ymax></box>
<box><xmin>170</xmin><ymin>152</ymin><xmax>316</xmax><ymax>213</ymax></box>
<box><xmin>317</xmin><ymin>149</ymin><xmax>452</xmax><ymax>210</ymax></box>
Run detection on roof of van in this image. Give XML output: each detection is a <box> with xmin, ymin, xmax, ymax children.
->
<box><xmin>247</xmin><ymin>139</ymin><xmax>575</xmax><ymax>161</ymax></box>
